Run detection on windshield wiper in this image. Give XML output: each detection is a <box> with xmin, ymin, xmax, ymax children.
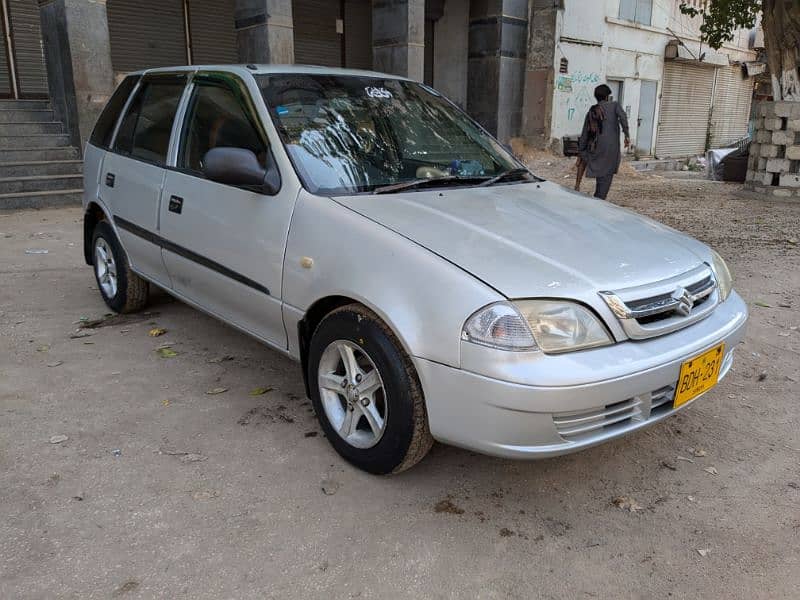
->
<box><xmin>479</xmin><ymin>167</ymin><xmax>535</xmax><ymax>187</ymax></box>
<box><xmin>372</xmin><ymin>175</ymin><xmax>489</xmax><ymax>194</ymax></box>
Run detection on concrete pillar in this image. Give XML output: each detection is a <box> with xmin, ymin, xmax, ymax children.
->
<box><xmin>235</xmin><ymin>0</ymin><xmax>294</xmax><ymax>64</ymax></box>
<box><xmin>521</xmin><ymin>0</ymin><xmax>558</xmax><ymax>148</ymax></box>
<box><xmin>467</xmin><ymin>0</ymin><xmax>528</xmax><ymax>143</ymax></box>
<box><xmin>372</xmin><ymin>0</ymin><xmax>425</xmax><ymax>80</ymax></box>
<box><xmin>38</xmin><ymin>0</ymin><xmax>115</xmax><ymax>152</ymax></box>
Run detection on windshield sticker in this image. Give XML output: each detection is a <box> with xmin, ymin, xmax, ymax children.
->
<box><xmin>276</xmin><ymin>105</ymin><xmax>289</xmax><ymax>115</ymax></box>
<box><xmin>365</xmin><ymin>87</ymin><xmax>393</xmax><ymax>99</ymax></box>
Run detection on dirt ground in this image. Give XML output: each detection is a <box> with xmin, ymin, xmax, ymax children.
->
<box><xmin>1</xmin><ymin>161</ymin><xmax>798</xmax><ymax>599</ymax></box>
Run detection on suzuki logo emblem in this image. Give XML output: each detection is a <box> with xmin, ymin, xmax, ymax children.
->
<box><xmin>672</xmin><ymin>286</ymin><xmax>694</xmax><ymax>316</ymax></box>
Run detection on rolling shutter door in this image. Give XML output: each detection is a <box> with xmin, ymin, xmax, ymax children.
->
<box><xmin>656</xmin><ymin>61</ymin><xmax>714</xmax><ymax>158</ymax></box>
<box><xmin>188</xmin><ymin>0</ymin><xmax>237</xmax><ymax>64</ymax></box>
<box><xmin>7</xmin><ymin>0</ymin><xmax>48</xmax><ymax>97</ymax></box>
<box><xmin>344</xmin><ymin>0</ymin><xmax>371</xmax><ymax>70</ymax></box>
<box><xmin>293</xmin><ymin>0</ymin><xmax>342</xmax><ymax>67</ymax></box>
<box><xmin>0</xmin><ymin>8</ymin><xmax>10</xmax><ymax>97</ymax></box>
<box><xmin>709</xmin><ymin>65</ymin><xmax>753</xmax><ymax>147</ymax></box>
<box><xmin>107</xmin><ymin>0</ymin><xmax>186</xmax><ymax>74</ymax></box>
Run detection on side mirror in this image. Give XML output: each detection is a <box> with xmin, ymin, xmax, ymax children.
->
<box><xmin>203</xmin><ymin>147</ymin><xmax>281</xmax><ymax>195</ymax></box>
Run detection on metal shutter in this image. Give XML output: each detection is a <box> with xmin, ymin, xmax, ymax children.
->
<box><xmin>656</xmin><ymin>61</ymin><xmax>714</xmax><ymax>158</ymax></box>
<box><xmin>293</xmin><ymin>0</ymin><xmax>342</xmax><ymax>67</ymax></box>
<box><xmin>107</xmin><ymin>0</ymin><xmax>187</xmax><ymax>74</ymax></box>
<box><xmin>0</xmin><ymin>4</ymin><xmax>10</xmax><ymax>97</ymax></box>
<box><xmin>7</xmin><ymin>0</ymin><xmax>48</xmax><ymax>97</ymax></box>
<box><xmin>709</xmin><ymin>65</ymin><xmax>753</xmax><ymax>147</ymax></box>
<box><xmin>344</xmin><ymin>0</ymin><xmax>371</xmax><ymax>70</ymax></box>
<box><xmin>188</xmin><ymin>0</ymin><xmax>237</xmax><ymax>64</ymax></box>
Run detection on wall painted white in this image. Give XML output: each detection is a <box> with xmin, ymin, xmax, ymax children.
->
<box><xmin>549</xmin><ymin>0</ymin><xmax>756</xmax><ymax>156</ymax></box>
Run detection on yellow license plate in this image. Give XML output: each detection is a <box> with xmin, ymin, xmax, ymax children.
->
<box><xmin>674</xmin><ymin>343</ymin><xmax>725</xmax><ymax>409</ymax></box>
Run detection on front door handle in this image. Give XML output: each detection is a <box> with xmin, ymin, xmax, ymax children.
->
<box><xmin>168</xmin><ymin>195</ymin><xmax>184</xmax><ymax>214</ymax></box>
<box><xmin>105</xmin><ymin>173</ymin><xmax>115</xmax><ymax>187</ymax></box>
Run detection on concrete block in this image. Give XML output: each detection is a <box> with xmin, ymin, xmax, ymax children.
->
<box><xmin>785</xmin><ymin>145</ymin><xmax>800</xmax><ymax>160</ymax></box>
<box><xmin>760</xmin><ymin>171</ymin><xmax>774</xmax><ymax>186</ymax></box>
<box><xmin>773</xmin><ymin>130</ymin><xmax>793</xmax><ymax>145</ymax></box>
<box><xmin>787</xmin><ymin>119</ymin><xmax>800</xmax><ymax>131</ymax></box>
<box><xmin>750</xmin><ymin>142</ymin><xmax>760</xmax><ymax>158</ymax></box>
<box><xmin>772</xmin><ymin>187</ymin><xmax>793</xmax><ymax>197</ymax></box>
<box><xmin>766</xmin><ymin>158</ymin><xmax>790</xmax><ymax>172</ymax></box>
<box><xmin>758</xmin><ymin>157</ymin><xmax>768</xmax><ymax>170</ymax></box>
<box><xmin>746</xmin><ymin>169</ymin><xmax>756</xmax><ymax>181</ymax></box>
<box><xmin>779</xmin><ymin>173</ymin><xmax>800</xmax><ymax>187</ymax></box>
<box><xmin>759</xmin><ymin>102</ymin><xmax>775</xmax><ymax>118</ymax></box>
<box><xmin>748</xmin><ymin>154</ymin><xmax>757</xmax><ymax>170</ymax></box>
<box><xmin>760</xmin><ymin>143</ymin><xmax>778</xmax><ymax>158</ymax></box>
<box><xmin>764</xmin><ymin>117</ymin><xmax>784</xmax><ymax>131</ymax></box>
<box><xmin>774</xmin><ymin>101</ymin><xmax>794</xmax><ymax>117</ymax></box>
<box><xmin>756</xmin><ymin>129</ymin><xmax>773</xmax><ymax>144</ymax></box>
<box><xmin>792</xmin><ymin>103</ymin><xmax>800</xmax><ymax>118</ymax></box>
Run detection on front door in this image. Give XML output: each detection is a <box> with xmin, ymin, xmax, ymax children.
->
<box><xmin>159</xmin><ymin>73</ymin><xmax>296</xmax><ymax>348</ymax></box>
<box><xmin>637</xmin><ymin>80</ymin><xmax>657</xmax><ymax>156</ymax></box>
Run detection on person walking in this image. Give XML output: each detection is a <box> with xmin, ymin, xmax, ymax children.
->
<box><xmin>577</xmin><ymin>84</ymin><xmax>630</xmax><ymax>199</ymax></box>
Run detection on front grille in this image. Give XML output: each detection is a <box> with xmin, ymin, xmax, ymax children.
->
<box><xmin>553</xmin><ymin>385</ymin><xmax>676</xmax><ymax>442</ymax></box>
<box><xmin>600</xmin><ymin>265</ymin><xmax>719</xmax><ymax>340</ymax></box>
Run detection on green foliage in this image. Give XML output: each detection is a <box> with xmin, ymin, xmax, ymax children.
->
<box><xmin>679</xmin><ymin>0</ymin><xmax>762</xmax><ymax>49</ymax></box>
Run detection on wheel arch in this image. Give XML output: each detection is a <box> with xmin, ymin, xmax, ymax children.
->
<box><xmin>83</xmin><ymin>201</ymin><xmax>111</xmax><ymax>265</ymax></box>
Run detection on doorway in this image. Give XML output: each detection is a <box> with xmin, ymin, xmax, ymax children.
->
<box><xmin>0</xmin><ymin>0</ymin><xmax>48</xmax><ymax>99</ymax></box>
<box><xmin>637</xmin><ymin>80</ymin><xmax>657</xmax><ymax>157</ymax></box>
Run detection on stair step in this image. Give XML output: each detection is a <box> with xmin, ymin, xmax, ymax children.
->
<box><xmin>0</xmin><ymin>122</ymin><xmax>63</xmax><ymax>135</ymax></box>
<box><xmin>0</xmin><ymin>147</ymin><xmax>80</xmax><ymax>162</ymax></box>
<box><xmin>0</xmin><ymin>174</ymin><xmax>83</xmax><ymax>194</ymax></box>
<box><xmin>0</xmin><ymin>134</ymin><xmax>72</xmax><ymax>149</ymax></box>
<box><xmin>0</xmin><ymin>160</ymin><xmax>83</xmax><ymax>178</ymax></box>
<box><xmin>0</xmin><ymin>99</ymin><xmax>51</xmax><ymax>110</ymax></box>
<box><xmin>0</xmin><ymin>188</ymin><xmax>83</xmax><ymax>210</ymax></box>
<box><xmin>0</xmin><ymin>109</ymin><xmax>56</xmax><ymax>123</ymax></box>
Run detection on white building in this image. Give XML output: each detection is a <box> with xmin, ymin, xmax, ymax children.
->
<box><xmin>524</xmin><ymin>0</ymin><xmax>759</xmax><ymax>158</ymax></box>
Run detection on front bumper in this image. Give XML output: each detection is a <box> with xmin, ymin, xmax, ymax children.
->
<box><xmin>413</xmin><ymin>291</ymin><xmax>748</xmax><ymax>459</ymax></box>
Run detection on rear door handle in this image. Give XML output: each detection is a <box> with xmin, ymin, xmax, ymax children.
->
<box><xmin>105</xmin><ymin>173</ymin><xmax>115</xmax><ymax>187</ymax></box>
<box><xmin>168</xmin><ymin>195</ymin><xmax>184</xmax><ymax>214</ymax></box>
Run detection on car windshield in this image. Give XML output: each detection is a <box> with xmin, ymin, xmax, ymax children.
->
<box><xmin>256</xmin><ymin>74</ymin><xmax>524</xmax><ymax>195</ymax></box>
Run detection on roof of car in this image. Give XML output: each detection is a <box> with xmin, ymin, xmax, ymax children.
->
<box><xmin>136</xmin><ymin>64</ymin><xmax>409</xmax><ymax>81</ymax></box>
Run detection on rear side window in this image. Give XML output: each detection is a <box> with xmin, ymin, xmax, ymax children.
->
<box><xmin>114</xmin><ymin>76</ymin><xmax>186</xmax><ymax>164</ymax></box>
<box><xmin>90</xmin><ymin>75</ymin><xmax>140</xmax><ymax>149</ymax></box>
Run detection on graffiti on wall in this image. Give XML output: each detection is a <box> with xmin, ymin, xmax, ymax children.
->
<box><xmin>561</xmin><ymin>70</ymin><xmax>601</xmax><ymax>122</ymax></box>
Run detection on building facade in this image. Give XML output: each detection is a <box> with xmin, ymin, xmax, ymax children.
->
<box><xmin>5</xmin><ymin>0</ymin><xmax>760</xmax><ymax>157</ymax></box>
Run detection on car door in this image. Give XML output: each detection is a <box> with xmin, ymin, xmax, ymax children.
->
<box><xmin>103</xmin><ymin>73</ymin><xmax>188</xmax><ymax>288</ymax></box>
<box><xmin>159</xmin><ymin>72</ymin><xmax>296</xmax><ymax>349</ymax></box>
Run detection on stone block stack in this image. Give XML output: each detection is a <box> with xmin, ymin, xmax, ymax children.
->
<box><xmin>746</xmin><ymin>101</ymin><xmax>800</xmax><ymax>196</ymax></box>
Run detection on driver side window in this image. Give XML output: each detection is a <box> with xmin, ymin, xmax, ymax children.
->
<box><xmin>179</xmin><ymin>81</ymin><xmax>266</xmax><ymax>174</ymax></box>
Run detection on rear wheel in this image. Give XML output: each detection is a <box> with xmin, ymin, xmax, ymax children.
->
<box><xmin>308</xmin><ymin>305</ymin><xmax>434</xmax><ymax>474</ymax></box>
<box><xmin>91</xmin><ymin>221</ymin><xmax>148</xmax><ymax>313</ymax></box>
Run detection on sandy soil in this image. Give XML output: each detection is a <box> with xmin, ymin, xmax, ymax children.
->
<box><xmin>0</xmin><ymin>166</ymin><xmax>798</xmax><ymax>598</ymax></box>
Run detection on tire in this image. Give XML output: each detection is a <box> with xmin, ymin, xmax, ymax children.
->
<box><xmin>308</xmin><ymin>304</ymin><xmax>434</xmax><ymax>474</ymax></box>
<box><xmin>91</xmin><ymin>220</ymin><xmax>148</xmax><ymax>314</ymax></box>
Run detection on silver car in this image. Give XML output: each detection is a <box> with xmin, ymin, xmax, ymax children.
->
<box><xmin>82</xmin><ymin>65</ymin><xmax>747</xmax><ymax>474</ymax></box>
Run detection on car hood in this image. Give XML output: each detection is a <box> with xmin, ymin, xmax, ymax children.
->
<box><xmin>333</xmin><ymin>181</ymin><xmax>709</xmax><ymax>299</ymax></box>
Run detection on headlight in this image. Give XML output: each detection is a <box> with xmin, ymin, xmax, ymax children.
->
<box><xmin>462</xmin><ymin>300</ymin><xmax>613</xmax><ymax>353</ymax></box>
<box><xmin>710</xmin><ymin>250</ymin><xmax>732</xmax><ymax>302</ymax></box>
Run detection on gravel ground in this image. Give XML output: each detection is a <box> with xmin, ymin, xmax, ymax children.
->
<box><xmin>1</xmin><ymin>165</ymin><xmax>798</xmax><ymax>599</ymax></box>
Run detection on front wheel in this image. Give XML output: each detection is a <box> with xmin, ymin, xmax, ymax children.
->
<box><xmin>308</xmin><ymin>305</ymin><xmax>434</xmax><ymax>474</ymax></box>
<box><xmin>91</xmin><ymin>220</ymin><xmax>148</xmax><ymax>313</ymax></box>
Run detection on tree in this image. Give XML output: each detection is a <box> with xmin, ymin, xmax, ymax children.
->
<box><xmin>680</xmin><ymin>0</ymin><xmax>800</xmax><ymax>101</ymax></box>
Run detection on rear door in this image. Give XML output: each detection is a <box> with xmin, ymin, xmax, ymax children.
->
<box><xmin>159</xmin><ymin>72</ymin><xmax>296</xmax><ymax>348</ymax></box>
<box><xmin>103</xmin><ymin>73</ymin><xmax>188</xmax><ymax>288</ymax></box>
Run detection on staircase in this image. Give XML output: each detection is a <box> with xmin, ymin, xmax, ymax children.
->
<box><xmin>0</xmin><ymin>99</ymin><xmax>83</xmax><ymax>210</ymax></box>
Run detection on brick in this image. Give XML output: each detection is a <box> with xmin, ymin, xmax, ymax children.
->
<box><xmin>779</xmin><ymin>173</ymin><xmax>800</xmax><ymax>187</ymax></box>
<box><xmin>775</xmin><ymin>101</ymin><xmax>794</xmax><ymax>117</ymax></box>
<box><xmin>755</xmin><ymin>129</ymin><xmax>772</xmax><ymax>143</ymax></box>
<box><xmin>773</xmin><ymin>130</ymin><xmax>793</xmax><ymax>145</ymax></box>
<box><xmin>760</xmin><ymin>143</ymin><xmax>778</xmax><ymax>158</ymax></box>
<box><xmin>786</xmin><ymin>145</ymin><xmax>800</xmax><ymax>160</ymax></box>
<box><xmin>764</xmin><ymin>117</ymin><xmax>784</xmax><ymax>131</ymax></box>
<box><xmin>766</xmin><ymin>158</ymin><xmax>790</xmax><ymax>172</ymax></box>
